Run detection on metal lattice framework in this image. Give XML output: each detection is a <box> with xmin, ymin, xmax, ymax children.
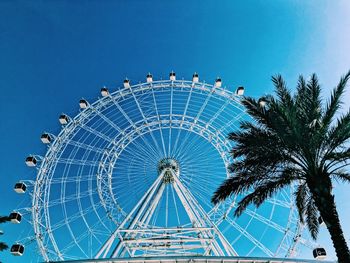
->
<box><xmin>18</xmin><ymin>75</ymin><xmax>310</xmax><ymax>262</ymax></box>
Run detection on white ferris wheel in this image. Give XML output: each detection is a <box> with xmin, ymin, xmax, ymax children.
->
<box><xmin>11</xmin><ymin>72</ymin><xmax>319</xmax><ymax>262</ymax></box>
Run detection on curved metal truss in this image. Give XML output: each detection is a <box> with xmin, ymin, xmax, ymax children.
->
<box><xmin>19</xmin><ymin>77</ymin><xmax>306</xmax><ymax>261</ymax></box>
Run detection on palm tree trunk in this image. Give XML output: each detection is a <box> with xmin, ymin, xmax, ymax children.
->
<box><xmin>310</xmin><ymin>182</ymin><xmax>350</xmax><ymax>263</ymax></box>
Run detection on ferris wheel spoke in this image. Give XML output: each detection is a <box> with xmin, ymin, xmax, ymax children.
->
<box><xmin>67</xmin><ymin>140</ymin><xmax>105</xmax><ymax>154</ymax></box>
<box><xmin>93</xmin><ymin>107</ymin><xmax>124</xmax><ymax>134</ymax></box>
<box><xmin>217</xmin><ymin>110</ymin><xmax>246</xmax><ymax>134</ymax></box>
<box><xmin>243</xmin><ymin>208</ymin><xmax>288</xmax><ymax>233</ymax></box>
<box><xmin>149</xmin><ymin>85</ymin><xmax>167</xmax><ymax>156</ymax></box>
<box><xmin>80</xmin><ymin>124</ymin><xmax>113</xmax><ymax>143</ymax></box>
<box><xmin>194</xmin><ymin>87</ymin><xmax>214</xmax><ymax>125</ymax></box>
<box><xmin>266</xmin><ymin>197</ymin><xmax>292</xmax><ymax>209</ymax></box>
<box><xmin>117</xmin><ymin>136</ymin><xmax>160</xmax><ymax>165</ymax></box>
<box><xmin>47</xmin><ymin>189</ymin><xmax>98</xmax><ymax>208</ymax></box>
<box><xmin>49</xmin><ymin>174</ymin><xmax>95</xmax><ymax>184</ymax></box>
<box><xmin>172</xmin><ymin>128</ymin><xmax>194</xmax><ymax>158</ymax></box>
<box><xmin>174</xmin><ymin>128</ymin><xmax>209</xmax><ymax>161</ymax></box>
<box><xmin>59</xmin><ymin>215</ymin><xmax>110</xmax><ymax>257</ymax></box>
<box><xmin>171</xmin><ymin>85</ymin><xmax>195</xmax><ymax>157</ymax></box>
<box><xmin>129</xmin><ymin>86</ymin><xmax>165</xmax><ymax>158</ymax></box>
<box><xmin>226</xmin><ymin>217</ymin><xmax>274</xmax><ymax>257</ymax></box>
<box><xmin>205</xmin><ymin>98</ymin><xmax>231</xmax><ymax>129</ymax></box>
<box><xmin>49</xmin><ymin>202</ymin><xmax>103</xmax><ymax>232</ymax></box>
<box><xmin>53</xmin><ymin>158</ymin><xmax>100</xmax><ymax>167</ymax></box>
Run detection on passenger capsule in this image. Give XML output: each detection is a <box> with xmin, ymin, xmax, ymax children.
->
<box><xmin>14</xmin><ymin>182</ymin><xmax>27</xmax><ymax>194</ymax></box>
<box><xmin>313</xmin><ymin>247</ymin><xmax>327</xmax><ymax>260</ymax></box>
<box><xmin>10</xmin><ymin>244</ymin><xmax>24</xmax><ymax>256</ymax></box>
<box><xmin>25</xmin><ymin>156</ymin><xmax>37</xmax><ymax>167</ymax></box>
<box><xmin>101</xmin><ymin>87</ymin><xmax>109</xmax><ymax>97</ymax></box>
<box><xmin>40</xmin><ymin>133</ymin><xmax>52</xmax><ymax>144</ymax></box>
<box><xmin>236</xmin><ymin>86</ymin><xmax>245</xmax><ymax>96</ymax></box>
<box><xmin>215</xmin><ymin>78</ymin><xmax>222</xmax><ymax>88</ymax></box>
<box><xmin>123</xmin><ymin>78</ymin><xmax>131</xmax><ymax>89</ymax></box>
<box><xmin>169</xmin><ymin>71</ymin><xmax>176</xmax><ymax>81</ymax></box>
<box><xmin>59</xmin><ymin>114</ymin><xmax>69</xmax><ymax>125</ymax></box>
<box><xmin>9</xmin><ymin>212</ymin><xmax>22</xmax><ymax>224</ymax></box>
<box><xmin>146</xmin><ymin>73</ymin><xmax>153</xmax><ymax>83</ymax></box>
<box><xmin>192</xmin><ymin>72</ymin><xmax>199</xmax><ymax>83</ymax></box>
<box><xmin>258</xmin><ymin>97</ymin><xmax>267</xmax><ymax>107</ymax></box>
<box><xmin>79</xmin><ymin>99</ymin><xmax>88</xmax><ymax>109</ymax></box>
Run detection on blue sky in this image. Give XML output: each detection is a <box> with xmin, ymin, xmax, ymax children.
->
<box><xmin>0</xmin><ymin>1</ymin><xmax>350</xmax><ymax>262</ymax></box>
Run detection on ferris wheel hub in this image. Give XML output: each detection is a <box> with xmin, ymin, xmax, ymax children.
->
<box><xmin>158</xmin><ymin>158</ymin><xmax>180</xmax><ymax>183</ymax></box>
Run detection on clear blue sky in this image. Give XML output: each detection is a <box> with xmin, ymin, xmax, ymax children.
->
<box><xmin>0</xmin><ymin>1</ymin><xmax>350</xmax><ymax>262</ymax></box>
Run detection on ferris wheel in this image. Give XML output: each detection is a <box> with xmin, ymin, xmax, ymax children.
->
<box><xmin>12</xmin><ymin>72</ymin><xmax>309</xmax><ymax>262</ymax></box>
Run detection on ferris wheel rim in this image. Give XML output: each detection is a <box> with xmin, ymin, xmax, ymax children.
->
<box><xmin>26</xmin><ymin>77</ymin><xmax>302</xmax><ymax>261</ymax></box>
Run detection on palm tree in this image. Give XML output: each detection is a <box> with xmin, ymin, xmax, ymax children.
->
<box><xmin>0</xmin><ymin>216</ymin><xmax>10</xmax><ymax>252</ymax></box>
<box><xmin>212</xmin><ymin>71</ymin><xmax>350</xmax><ymax>262</ymax></box>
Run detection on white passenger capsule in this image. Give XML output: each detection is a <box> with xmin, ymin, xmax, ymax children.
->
<box><xmin>236</xmin><ymin>86</ymin><xmax>245</xmax><ymax>96</ymax></box>
<box><xmin>59</xmin><ymin>114</ymin><xmax>69</xmax><ymax>125</ymax></box>
<box><xmin>258</xmin><ymin>97</ymin><xmax>267</xmax><ymax>107</ymax></box>
<box><xmin>123</xmin><ymin>78</ymin><xmax>131</xmax><ymax>89</ymax></box>
<box><xmin>215</xmin><ymin>78</ymin><xmax>222</xmax><ymax>88</ymax></box>
<box><xmin>14</xmin><ymin>182</ymin><xmax>27</xmax><ymax>194</ymax></box>
<box><xmin>79</xmin><ymin>99</ymin><xmax>88</xmax><ymax>109</ymax></box>
<box><xmin>146</xmin><ymin>73</ymin><xmax>153</xmax><ymax>83</ymax></box>
<box><xmin>40</xmin><ymin>133</ymin><xmax>52</xmax><ymax>144</ymax></box>
<box><xmin>25</xmin><ymin>156</ymin><xmax>37</xmax><ymax>167</ymax></box>
<box><xmin>9</xmin><ymin>212</ymin><xmax>22</xmax><ymax>224</ymax></box>
<box><xmin>169</xmin><ymin>71</ymin><xmax>176</xmax><ymax>81</ymax></box>
<box><xmin>101</xmin><ymin>87</ymin><xmax>109</xmax><ymax>97</ymax></box>
<box><xmin>192</xmin><ymin>72</ymin><xmax>199</xmax><ymax>83</ymax></box>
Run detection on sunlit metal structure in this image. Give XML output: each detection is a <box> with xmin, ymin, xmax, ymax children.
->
<box><xmin>14</xmin><ymin>73</ymin><xmax>328</xmax><ymax>262</ymax></box>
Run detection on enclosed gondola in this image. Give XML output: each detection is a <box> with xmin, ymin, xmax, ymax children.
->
<box><xmin>9</xmin><ymin>212</ymin><xmax>22</xmax><ymax>224</ymax></box>
<box><xmin>101</xmin><ymin>87</ymin><xmax>109</xmax><ymax>97</ymax></box>
<box><xmin>25</xmin><ymin>156</ymin><xmax>37</xmax><ymax>167</ymax></box>
<box><xmin>123</xmin><ymin>78</ymin><xmax>131</xmax><ymax>89</ymax></box>
<box><xmin>192</xmin><ymin>72</ymin><xmax>199</xmax><ymax>83</ymax></box>
<box><xmin>146</xmin><ymin>73</ymin><xmax>153</xmax><ymax>83</ymax></box>
<box><xmin>236</xmin><ymin>86</ymin><xmax>245</xmax><ymax>96</ymax></box>
<box><xmin>313</xmin><ymin>247</ymin><xmax>327</xmax><ymax>260</ymax></box>
<box><xmin>10</xmin><ymin>244</ymin><xmax>24</xmax><ymax>256</ymax></box>
<box><xmin>169</xmin><ymin>71</ymin><xmax>176</xmax><ymax>81</ymax></box>
<box><xmin>215</xmin><ymin>78</ymin><xmax>222</xmax><ymax>88</ymax></box>
<box><xmin>59</xmin><ymin>114</ymin><xmax>69</xmax><ymax>125</ymax></box>
<box><xmin>14</xmin><ymin>182</ymin><xmax>27</xmax><ymax>194</ymax></box>
<box><xmin>258</xmin><ymin>97</ymin><xmax>267</xmax><ymax>107</ymax></box>
<box><xmin>79</xmin><ymin>99</ymin><xmax>88</xmax><ymax>109</ymax></box>
<box><xmin>40</xmin><ymin>133</ymin><xmax>52</xmax><ymax>144</ymax></box>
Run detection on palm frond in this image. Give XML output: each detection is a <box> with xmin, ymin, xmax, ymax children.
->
<box><xmin>306</xmin><ymin>73</ymin><xmax>322</xmax><ymax>122</ymax></box>
<box><xmin>305</xmin><ymin>197</ymin><xmax>319</xmax><ymax>240</ymax></box>
<box><xmin>212</xmin><ymin>170</ymin><xmax>267</xmax><ymax>204</ymax></box>
<box><xmin>233</xmin><ymin>173</ymin><xmax>297</xmax><ymax>216</ymax></box>
<box><xmin>294</xmin><ymin>183</ymin><xmax>308</xmax><ymax>224</ymax></box>
<box><xmin>322</xmin><ymin>70</ymin><xmax>350</xmax><ymax>131</ymax></box>
<box><xmin>0</xmin><ymin>241</ymin><xmax>8</xmax><ymax>251</ymax></box>
<box><xmin>272</xmin><ymin>75</ymin><xmax>294</xmax><ymax>107</ymax></box>
<box><xmin>324</xmin><ymin>111</ymin><xmax>350</xmax><ymax>157</ymax></box>
<box><xmin>332</xmin><ymin>170</ymin><xmax>350</xmax><ymax>183</ymax></box>
<box><xmin>0</xmin><ymin>216</ymin><xmax>10</xmax><ymax>224</ymax></box>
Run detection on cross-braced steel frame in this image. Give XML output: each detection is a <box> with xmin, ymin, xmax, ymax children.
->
<box><xmin>17</xmin><ymin>77</ymin><xmax>313</xmax><ymax>262</ymax></box>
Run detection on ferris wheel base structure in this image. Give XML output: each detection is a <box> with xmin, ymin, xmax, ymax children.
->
<box><xmin>49</xmin><ymin>256</ymin><xmax>335</xmax><ymax>263</ymax></box>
